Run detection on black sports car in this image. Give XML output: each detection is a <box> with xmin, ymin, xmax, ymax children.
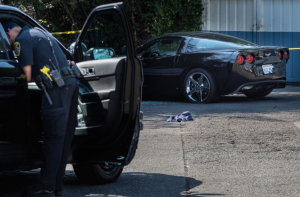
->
<box><xmin>137</xmin><ymin>32</ymin><xmax>289</xmax><ymax>103</ymax></box>
<box><xmin>0</xmin><ymin>3</ymin><xmax>143</xmax><ymax>184</ymax></box>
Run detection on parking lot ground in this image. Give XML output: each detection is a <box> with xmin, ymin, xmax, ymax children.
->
<box><xmin>2</xmin><ymin>85</ymin><xmax>300</xmax><ymax>197</ymax></box>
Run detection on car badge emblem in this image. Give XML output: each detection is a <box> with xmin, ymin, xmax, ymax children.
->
<box><xmin>265</xmin><ymin>53</ymin><xmax>271</xmax><ymax>57</ymax></box>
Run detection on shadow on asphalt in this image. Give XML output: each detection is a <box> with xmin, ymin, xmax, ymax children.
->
<box><xmin>143</xmin><ymin>85</ymin><xmax>300</xmax><ymax>105</ymax></box>
<box><xmin>0</xmin><ymin>171</ymin><xmax>224</xmax><ymax>197</ymax></box>
<box><xmin>143</xmin><ymin>93</ymin><xmax>282</xmax><ymax>104</ymax></box>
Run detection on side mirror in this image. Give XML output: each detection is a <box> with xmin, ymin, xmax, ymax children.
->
<box><xmin>69</xmin><ymin>42</ymin><xmax>76</xmax><ymax>55</ymax></box>
<box><xmin>69</xmin><ymin>42</ymin><xmax>88</xmax><ymax>55</ymax></box>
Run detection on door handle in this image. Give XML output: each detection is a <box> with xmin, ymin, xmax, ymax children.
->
<box><xmin>86</xmin><ymin>68</ymin><xmax>95</xmax><ymax>75</ymax></box>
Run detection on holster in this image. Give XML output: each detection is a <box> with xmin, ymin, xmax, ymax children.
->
<box><xmin>36</xmin><ymin>73</ymin><xmax>53</xmax><ymax>89</ymax></box>
<box><xmin>70</xmin><ymin>61</ymin><xmax>83</xmax><ymax>78</ymax></box>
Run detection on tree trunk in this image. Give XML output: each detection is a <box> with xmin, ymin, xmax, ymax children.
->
<box><xmin>131</xmin><ymin>0</ymin><xmax>137</xmax><ymax>46</ymax></box>
<box><xmin>91</xmin><ymin>0</ymin><xmax>96</xmax><ymax>7</ymax></box>
<box><xmin>77</xmin><ymin>0</ymin><xmax>88</xmax><ymax>18</ymax></box>
<box><xmin>61</xmin><ymin>0</ymin><xmax>79</xmax><ymax>39</ymax></box>
<box><xmin>61</xmin><ymin>0</ymin><xmax>79</xmax><ymax>30</ymax></box>
<box><xmin>33</xmin><ymin>3</ymin><xmax>41</xmax><ymax>19</ymax></box>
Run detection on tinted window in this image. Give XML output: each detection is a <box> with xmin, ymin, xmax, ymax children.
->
<box><xmin>187</xmin><ymin>34</ymin><xmax>257</xmax><ymax>52</ymax></box>
<box><xmin>81</xmin><ymin>11</ymin><xmax>126</xmax><ymax>61</ymax></box>
<box><xmin>138</xmin><ymin>38</ymin><xmax>182</xmax><ymax>58</ymax></box>
<box><xmin>0</xmin><ymin>35</ymin><xmax>7</xmax><ymax>59</ymax></box>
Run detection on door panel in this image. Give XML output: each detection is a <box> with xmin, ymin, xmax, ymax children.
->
<box><xmin>72</xmin><ymin>3</ymin><xmax>142</xmax><ymax>165</ymax></box>
<box><xmin>75</xmin><ymin>58</ymin><xmax>125</xmax><ymax>128</ymax></box>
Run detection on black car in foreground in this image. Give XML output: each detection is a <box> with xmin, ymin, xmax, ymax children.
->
<box><xmin>137</xmin><ymin>32</ymin><xmax>289</xmax><ymax>103</ymax></box>
<box><xmin>0</xmin><ymin>2</ymin><xmax>143</xmax><ymax>183</ymax></box>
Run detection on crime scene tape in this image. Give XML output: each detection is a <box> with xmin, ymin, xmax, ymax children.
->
<box><xmin>289</xmin><ymin>48</ymin><xmax>300</xmax><ymax>50</ymax></box>
<box><xmin>51</xmin><ymin>30</ymin><xmax>81</xmax><ymax>35</ymax></box>
<box><xmin>50</xmin><ymin>27</ymin><xmax>101</xmax><ymax>35</ymax></box>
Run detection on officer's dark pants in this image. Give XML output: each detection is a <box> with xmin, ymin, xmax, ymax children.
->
<box><xmin>37</xmin><ymin>77</ymin><xmax>78</xmax><ymax>191</ymax></box>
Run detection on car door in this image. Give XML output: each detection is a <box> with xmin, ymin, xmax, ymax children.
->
<box><xmin>0</xmin><ymin>23</ymin><xmax>30</xmax><ymax>171</ymax></box>
<box><xmin>72</xmin><ymin>2</ymin><xmax>142</xmax><ymax>165</ymax></box>
<box><xmin>137</xmin><ymin>37</ymin><xmax>182</xmax><ymax>92</ymax></box>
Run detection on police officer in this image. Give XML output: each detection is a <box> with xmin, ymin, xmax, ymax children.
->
<box><xmin>3</xmin><ymin>21</ymin><xmax>78</xmax><ymax>197</ymax></box>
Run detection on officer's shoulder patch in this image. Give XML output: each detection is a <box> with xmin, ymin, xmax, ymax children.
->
<box><xmin>13</xmin><ymin>42</ymin><xmax>21</xmax><ymax>57</ymax></box>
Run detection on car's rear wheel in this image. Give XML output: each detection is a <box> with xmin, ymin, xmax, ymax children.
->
<box><xmin>183</xmin><ymin>68</ymin><xmax>218</xmax><ymax>103</ymax></box>
<box><xmin>243</xmin><ymin>88</ymin><xmax>273</xmax><ymax>98</ymax></box>
<box><xmin>73</xmin><ymin>163</ymin><xmax>124</xmax><ymax>184</ymax></box>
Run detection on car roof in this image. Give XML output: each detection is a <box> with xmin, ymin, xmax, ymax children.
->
<box><xmin>158</xmin><ymin>31</ymin><xmax>227</xmax><ymax>38</ymax></box>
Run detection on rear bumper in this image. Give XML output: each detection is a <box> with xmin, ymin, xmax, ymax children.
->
<box><xmin>229</xmin><ymin>80</ymin><xmax>286</xmax><ymax>94</ymax></box>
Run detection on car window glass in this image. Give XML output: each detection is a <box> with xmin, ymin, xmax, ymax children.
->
<box><xmin>138</xmin><ymin>38</ymin><xmax>182</xmax><ymax>58</ymax></box>
<box><xmin>196</xmin><ymin>34</ymin><xmax>257</xmax><ymax>46</ymax></box>
<box><xmin>187</xmin><ymin>36</ymin><xmax>257</xmax><ymax>52</ymax></box>
<box><xmin>81</xmin><ymin>10</ymin><xmax>126</xmax><ymax>61</ymax></box>
<box><xmin>0</xmin><ymin>35</ymin><xmax>8</xmax><ymax>59</ymax></box>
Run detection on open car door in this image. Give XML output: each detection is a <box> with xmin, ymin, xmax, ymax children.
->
<box><xmin>71</xmin><ymin>2</ymin><xmax>142</xmax><ymax>172</ymax></box>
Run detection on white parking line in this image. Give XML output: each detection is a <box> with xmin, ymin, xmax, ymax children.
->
<box><xmin>294</xmin><ymin>122</ymin><xmax>300</xmax><ymax>129</ymax></box>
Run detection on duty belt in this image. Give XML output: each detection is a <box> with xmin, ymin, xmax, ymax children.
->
<box><xmin>60</xmin><ymin>66</ymin><xmax>76</xmax><ymax>80</ymax></box>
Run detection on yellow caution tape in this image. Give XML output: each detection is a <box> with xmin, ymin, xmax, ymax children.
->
<box><xmin>51</xmin><ymin>30</ymin><xmax>82</xmax><ymax>35</ymax></box>
<box><xmin>289</xmin><ymin>48</ymin><xmax>300</xmax><ymax>50</ymax></box>
<box><xmin>50</xmin><ymin>27</ymin><xmax>100</xmax><ymax>35</ymax></box>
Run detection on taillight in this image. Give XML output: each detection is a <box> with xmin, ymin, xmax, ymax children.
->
<box><xmin>246</xmin><ymin>54</ymin><xmax>254</xmax><ymax>63</ymax></box>
<box><xmin>237</xmin><ymin>55</ymin><xmax>245</xmax><ymax>65</ymax></box>
<box><xmin>284</xmin><ymin>50</ymin><xmax>289</xmax><ymax>59</ymax></box>
<box><xmin>278</xmin><ymin>51</ymin><xmax>283</xmax><ymax>60</ymax></box>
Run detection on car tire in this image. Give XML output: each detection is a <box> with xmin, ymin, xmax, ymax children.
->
<box><xmin>243</xmin><ymin>88</ymin><xmax>273</xmax><ymax>98</ymax></box>
<box><xmin>183</xmin><ymin>68</ymin><xmax>219</xmax><ymax>103</ymax></box>
<box><xmin>73</xmin><ymin>163</ymin><xmax>124</xmax><ymax>184</ymax></box>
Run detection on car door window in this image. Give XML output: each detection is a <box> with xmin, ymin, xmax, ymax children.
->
<box><xmin>187</xmin><ymin>38</ymin><xmax>206</xmax><ymax>52</ymax></box>
<box><xmin>138</xmin><ymin>38</ymin><xmax>182</xmax><ymax>58</ymax></box>
<box><xmin>0</xmin><ymin>35</ymin><xmax>8</xmax><ymax>59</ymax></box>
<box><xmin>81</xmin><ymin>11</ymin><xmax>126</xmax><ymax>61</ymax></box>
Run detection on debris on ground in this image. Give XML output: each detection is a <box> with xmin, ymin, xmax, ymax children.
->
<box><xmin>167</xmin><ymin>111</ymin><xmax>193</xmax><ymax>122</ymax></box>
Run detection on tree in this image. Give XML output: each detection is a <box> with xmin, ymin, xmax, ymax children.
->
<box><xmin>2</xmin><ymin>0</ymin><xmax>204</xmax><ymax>46</ymax></box>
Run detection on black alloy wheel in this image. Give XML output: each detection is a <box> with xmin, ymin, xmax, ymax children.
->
<box><xmin>73</xmin><ymin>163</ymin><xmax>124</xmax><ymax>184</ymax></box>
<box><xmin>243</xmin><ymin>88</ymin><xmax>273</xmax><ymax>98</ymax></box>
<box><xmin>183</xmin><ymin>68</ymin><xmax>218</xmax><ymax>103</ymax></box>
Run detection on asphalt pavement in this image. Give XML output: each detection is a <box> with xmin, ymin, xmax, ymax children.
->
<box><xmin>2</xmin><ymin>85</ymin><xmax>300</xmax><ymax>197</ymax></box>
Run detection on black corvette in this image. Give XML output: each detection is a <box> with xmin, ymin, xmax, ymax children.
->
<box><xmin>137</xmin><ymin>32</ymin><xmax>289</xmax><ymax>103</ymax></box>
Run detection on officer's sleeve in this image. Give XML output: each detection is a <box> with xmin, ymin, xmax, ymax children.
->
<box><xmin>13</xmin><ymin>39</ymin><xmax>34</xmax><ymax>67</ymax></box>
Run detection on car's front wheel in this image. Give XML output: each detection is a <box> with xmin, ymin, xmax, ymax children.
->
<box><xmin>183</xmin><ymin>68</ymin><xmax>219</xmax><ymax>103</ymax></box>
<box><xmin>243</xmin><ymin>88</ymin><xmax>273</xmax><ymax>98</ymax></box>
<box><xmin>73</xmin><ymin>163</ymin><xmax>124</xmax><ymax>184</ymax></box>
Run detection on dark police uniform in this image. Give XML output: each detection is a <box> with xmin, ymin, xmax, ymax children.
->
<box><xmin>14</xmin><ymin>25</ymin><xmax>78</xmax><ymax>193</ymax></box>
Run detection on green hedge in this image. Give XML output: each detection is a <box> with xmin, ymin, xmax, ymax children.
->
<box><xmin>4</xmin><ymin>0</ymin><xmax>204</xmax><ymax>47</ymax></box>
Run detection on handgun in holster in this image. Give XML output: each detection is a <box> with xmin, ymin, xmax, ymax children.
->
<box><xmin>37</xmin><ymin>65</ymin><xmax>65</xmax><ymax>105</ymax></box>
<box><xmin>40</xmin><ymin>65</ymin><xmax>65</xmax><ymax>88</ymax></box>
<box><xmin>36</xmin><ymin>74</ymin><xmax>53</xmax><ymax>106</ymax></box>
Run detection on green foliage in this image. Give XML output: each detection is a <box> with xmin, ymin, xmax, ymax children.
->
<box><xmin>132</xmin><ymin>0</ymin><xmax>203</xmax><ymax>40</ymax></box>
<box><xmin>2</xmin><ymin>0</ymin><xmax>204</xmax><ymax>46</ymax></box>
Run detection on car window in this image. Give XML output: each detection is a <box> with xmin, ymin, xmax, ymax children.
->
<box><xmin>138</xmin><ymin>38</ymin><xmax>182</xmax><ymax>58</ymax></box>
<box><xmin>0</xmin><ymin>34</ymin><xmax>8</xmax><ymax>60</ymax></box>
<box><xmin>81</xmin><ymin>11</ymin><xmax>126</xmax><ymax>61</ymax></box>
<box><xmin>187</xmin><ymin>35</ymin><xmax>257</xmax><ymax>52</ymax></box>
